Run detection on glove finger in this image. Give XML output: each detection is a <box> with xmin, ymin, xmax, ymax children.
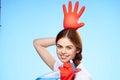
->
<box><xmin>68</xmin><ymin>1</ymin><xmax>72</xmax><ymax>12</ymax></box>
<box><xmin>77</xmin><ymin>22</ymin><xmax>85</xmax><ymax>28</ymax></box>
<box><xmin>59</xmin><ymin>66</ymin><xmax>66</xmax><ymax>71</ymax></box>
<box><xmin>63</xmin><ymin>4</ymin><xmax>67</xmax><ymax>15</ymax></box>
<box><xmin>73</xmin><ymin>1</ymin><xmax>79</xmax><ymax>13</ymax></box>
<box><xmin>63</xmin><ymin>62</ymin><xmax>73</xmax><ymax>68</ymax></box>
<box><xmin>63</xmin><ymin>63</ymin><xmax>74</xmax><ymax>72</ymax></box>
<box><xmin>78</xmin><ymin>6</ymin><xmax>85</xmax><ymax>17</ymax></box>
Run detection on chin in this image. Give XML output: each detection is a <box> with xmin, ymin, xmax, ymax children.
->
<box><xmin>60</xmin><ymin>59</ymin><xmax>70</xmax><ymax>63</ymax></box>
<box><xmin>58</xmin><ymin>56</ymin><xmax>71</xmax><ymax>63</ymax></box>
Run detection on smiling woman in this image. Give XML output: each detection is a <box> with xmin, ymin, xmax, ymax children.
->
<box><xmin>56</xmin><ymin>28</ymin><xmax>82</xmax><ymax>67</ymax></box>
<box><xmin>33</xmin><ymin>0</ymin><xmax>92</xmax><ymax>80</ymax></box>
<box><xmin>34</xmin><ymin>29</ymin><xmax>92</xmax><ymax>80</ymax></box>
<box><xmin>1</xmin><ymin>0</ymin><xmax>120</xmax><ymax>80</ymax></box>
<box><xmin>56</xmin><ymin>37</ymin><xmax>78</xmax><ymax>63</ymax></box>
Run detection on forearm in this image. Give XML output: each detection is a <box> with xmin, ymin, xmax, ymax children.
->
<box><xmin>34</xmin><ymin>37</ymin><xmax>56</xmax><ymax>48</ymax></box>
<box><xmin>33</xmin><ymin>37</ymin><xmax>56</xmax><ymax>70</ymax></box>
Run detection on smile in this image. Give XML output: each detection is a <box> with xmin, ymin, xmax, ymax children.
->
<box><xmin>60</xmin><ymin>54</ymin><xmax>69</xmax><ymax>60</ymax></box>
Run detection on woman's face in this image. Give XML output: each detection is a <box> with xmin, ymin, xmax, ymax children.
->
<box><xmin>56</xmin><ymin>37</ymin><xmax>79</xmax><ymax>63</ymax></box>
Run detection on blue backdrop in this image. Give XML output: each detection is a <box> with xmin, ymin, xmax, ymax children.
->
<box><xmin>1</xmin><ymin>0</ymin><xmax>120</xmax><ymax>80</ymax></box>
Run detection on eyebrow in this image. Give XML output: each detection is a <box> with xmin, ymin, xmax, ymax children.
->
<box><xmin>56</xmin><ymin>43</ymin><xmax>74</xmax><ymax>47</ymax></box>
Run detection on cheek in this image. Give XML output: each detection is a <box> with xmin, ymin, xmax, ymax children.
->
<box><xmin>68</xmin><ymin>50</ymin><xmax>77</xmax><ymax>58</ymax></box>
<box><xmin>70</xmin><ymin>52</ymin><xmax>76</xmax><ymax>59</ymax></box>
<box><xmin>56</xmin><ymin>48</ymin><xmax>60</xmax><ymax>55</ymax></box>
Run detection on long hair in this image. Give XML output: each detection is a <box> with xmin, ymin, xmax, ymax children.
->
<box><xmin>56</xmin><ymin>28</ymin><xmax>82</xmax><ymax>67</ymax></box>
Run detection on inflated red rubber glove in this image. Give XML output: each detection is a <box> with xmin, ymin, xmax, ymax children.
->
<box><xmin>63</xmin><ymin>1</ymin><xmax>85</xmax><ymax>30</ymax></box>
<box><xmin>59</xmin><ymin>62</ymin><xmax>75</xmax><ymax>80</ymax></box>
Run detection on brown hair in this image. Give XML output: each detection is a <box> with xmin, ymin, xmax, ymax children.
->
<box><xmin>56</xmin><ymin>28</ymin><xmax>82</xmax><ymax>67</ymax></box>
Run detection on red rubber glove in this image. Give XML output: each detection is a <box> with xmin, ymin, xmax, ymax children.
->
<box><xmin>59</xmin><ymin>62</ymin><xmax>75</xmax><ymax>80</ymax></box>
<box><xmin>63</xmin><ymin>1</ymin><xmax>85</xmax><ymax>30</ymax></box>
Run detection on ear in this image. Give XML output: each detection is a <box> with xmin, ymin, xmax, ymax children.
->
<box><xmin>76</xmin><ymin>49</ymin><xmax>80</xmax><ymax>54</ymax></box>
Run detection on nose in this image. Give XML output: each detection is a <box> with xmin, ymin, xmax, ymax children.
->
<box><xmin>61</xmin><ymin>48</ymin><xmax>66</xmax><ymax>54</ymax></box>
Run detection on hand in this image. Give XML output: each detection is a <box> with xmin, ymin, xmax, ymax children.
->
<box><xmin>59</xmin><ymin>62</ymin><xmax>75</xmax><ymax>80</ymax></box>
<box><xmin>63</xmin><ymin>1</ymin><xmax>85</xmax><ymax>30</ymax></box>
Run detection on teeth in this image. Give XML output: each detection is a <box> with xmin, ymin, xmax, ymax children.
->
<box><xmin>61</xmin><ymin>56</ymin><xmax>66</xmax><ymax>59</ymax></box>
<box><xmin>60</xmin><ymin>54</ymin><xmax>69</xmax><ymax>59</ymax></box>
<box><xmin>65</xmin><ymin>54</ymin><xmax>69</xmax><ymax>56</ymax></box>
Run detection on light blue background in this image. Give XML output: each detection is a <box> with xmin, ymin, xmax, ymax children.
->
<box><xmin>1</xmin><ymin>0</ymin><xmax>120</xmax><ymax>80</ymax></box>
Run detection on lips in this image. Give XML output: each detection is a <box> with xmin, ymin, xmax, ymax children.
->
<box><xmin>60</xmin><ymin>54</ymin><xmax>69</xmax><ymax>60</ymax></box>
<box><xmin>61</xmin><ymin>55</ymin><xmax>66</xmax><ymax>59</ymax></box>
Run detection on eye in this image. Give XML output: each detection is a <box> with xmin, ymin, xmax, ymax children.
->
<box><xmin>56</xmin><ymin>44</ymin><xmax>62</xmax><ymax>49</ymax></box>
<box><xmin>66</xmin><ymin>46</ymin><xmax>72</xmax><ymax>50</ymax></box>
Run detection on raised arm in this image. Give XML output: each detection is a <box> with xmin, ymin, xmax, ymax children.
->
<box><xmin>33</xmin><ymin>38</ymin><xmax>56</xmax><ymax>70</ymax></box>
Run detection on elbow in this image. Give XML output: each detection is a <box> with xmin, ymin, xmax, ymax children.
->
<box><xmin>33</xmin><ymin>39</ymin><xmax>39</xmax><ymax>47</ymax></box>
<box><xmin>33</xmin><ymin>39</ymin><xmax>45</xmax><ymax>48</ymax></box>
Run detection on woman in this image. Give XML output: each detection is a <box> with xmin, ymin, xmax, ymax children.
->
<box><xmin>34</xmin><ymin>1</ymin><xmax>92</xmax><ymax>80</ymax></box>
<box><xmin>34</xmin><ymin>29</ymin><xmax>92</xmax><ymax>80</ymax></box>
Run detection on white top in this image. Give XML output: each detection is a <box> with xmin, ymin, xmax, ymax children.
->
<box><xmin>54</xmin><ymin>61</ymin><xmax>92</xmax><ymax>80</ymax></box>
